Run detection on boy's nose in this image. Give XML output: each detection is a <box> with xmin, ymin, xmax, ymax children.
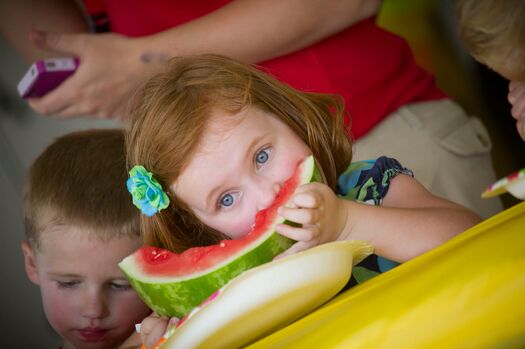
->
<box><xmin>254</xmin><ymin>177</ymin><xmax>281</xmax><ymax>211</ymax></box>
<box><xmin>82</xmin><ymin>289</ymin><xmax>109</xmax><ymax>320</ymax></box>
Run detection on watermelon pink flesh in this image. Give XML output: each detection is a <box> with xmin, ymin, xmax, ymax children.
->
<box><xmin>119</xmin><ymin>155</ymin><xmax>316</xmax><ymax>318</ymax></box>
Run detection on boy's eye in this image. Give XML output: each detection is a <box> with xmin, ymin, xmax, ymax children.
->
<box><xmin>255</xmin><ymin>148</ymin><xmax>270</xmax><ymax>167</ymax></box>
<box><xmin>57</xmin><ymin>281</ymin><xmax>79</xmax><ymax>289</ymax></box>
<box><xmin>111</xmin><ymin>282</ymin><xmax>132</xmax><ymax>290</ymax></box>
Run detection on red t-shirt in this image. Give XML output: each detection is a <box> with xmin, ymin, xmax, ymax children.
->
<box><xmin>88</xmin><ymin>0</ymin><xmax>446</xmax><ymax>139</ymax></box>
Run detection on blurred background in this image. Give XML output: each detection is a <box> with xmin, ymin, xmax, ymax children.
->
<box><xmin>377</xmin><ymin>0</ymin><xmax>525</xmax><ymax>209</ymax></box>
<box><xmin>0</xmin><ymin>39</ymin><xmax>121</xmax><ymax>348</ymax></box>
<box><xmin>1</xmin><ymin>0</ymin><xmax>523</xmax><ymax>347</ymax></box>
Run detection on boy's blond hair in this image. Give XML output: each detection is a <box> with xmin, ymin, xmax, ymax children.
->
<box><xmin>126</xmin><ymin>54</ymin><xmax>353</xmax><ymax>252</ymax></box>
<box><xmin>23</xmin><ymin>129</ymin><xmax>140</xmax><ymax>250</ymax></box>
<box><xmin>455</xmin><ymin>0</ymin><xmax>525</xmax><ymax>79</ymax></box>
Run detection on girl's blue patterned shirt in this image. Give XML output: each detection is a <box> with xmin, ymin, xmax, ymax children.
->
<box><xmin>337</xmin><ymin>156</ymin><xmax>413</xmax><ymax>285</ymax></box>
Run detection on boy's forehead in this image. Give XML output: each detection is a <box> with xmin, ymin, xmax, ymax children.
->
<box><xmin>35</xmin><ymin>227</ymin><xmax>141</xmax><ymax>274</ymax></box>
<box><xmin>36</xmin><ymin>224</ymin><xmax>140</xmax><ymax>254</ymax></box>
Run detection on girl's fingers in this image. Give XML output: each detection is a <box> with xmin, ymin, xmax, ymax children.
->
<box><xmin>278</xmin><ymin>206</ymin><xmax>320</xmax><ymax>225</ymax></box>
<box><xmin>291</xmin><ymin>191</ymin><xmax>321</xmax><ymax>208</ymax></box>
<box><xmin>275</xmin><ymin>240</ymin><xmax>316</xmax><ymax>259</ymax></box>
<box><xmin>276</xmin><ymin>223</ymin><xmax>319</xmax><ymax>241</ymax></box>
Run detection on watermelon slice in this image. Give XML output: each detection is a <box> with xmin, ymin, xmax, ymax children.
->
<box><xmin>119</xmin><ymin>155</ymin><xmax>318</xmax><ymax>318</ymax></box>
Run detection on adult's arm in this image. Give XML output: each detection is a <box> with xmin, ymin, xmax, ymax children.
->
<box><xmin>136</xmin><ymin>0</ymin><xmax>382</xmax><ymax>63</ymax></box>
<box><xmin>6</xmin><ymin>0</ymin><xmax>381</xmax><ymax>119</ymax></box>
<box><xmin>0</xmin><ymin>0</ymin><xmax>88</xmax><ymax>62</ymax></box>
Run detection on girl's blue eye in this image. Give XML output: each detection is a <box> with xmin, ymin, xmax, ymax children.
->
<box><xmin>255</xmin><ymin>148</ymin><xmax>270</xmax><ymax>166</ymax></box>
<box><xmin>217</xmin><ymin>191</ymin><xmax>240</xmax><ymax>210</ymax></box>
<box><xmin>220</xmin><ymin>193</ymin><xmax>234</xmax><ymax>207</ymax></box>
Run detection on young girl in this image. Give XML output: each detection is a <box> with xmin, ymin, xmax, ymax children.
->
<box><xmin>125</xmin><ymin>54</ymin><xmax>481</xmax><ymax>348</ymax></box>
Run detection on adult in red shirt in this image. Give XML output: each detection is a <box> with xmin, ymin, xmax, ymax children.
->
<box><xmin>0</xmin><ymin>0</ymin><xmax>501</xmax><ymax>218</ymax></box>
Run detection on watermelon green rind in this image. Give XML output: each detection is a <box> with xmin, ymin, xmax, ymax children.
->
<box><xmin>119</xmin><ymin>155</ymin><xmax>316</xmax><ymax>318</ymax></box>
<box><xmin>312</xmin><ymin>162</ymin><xmax>324</xmax><ymax>184</ymax></box>
<box><xmin>121</xmin><ymin>231</ymin><xmax>294</xmax><ymax>317</ymax></box>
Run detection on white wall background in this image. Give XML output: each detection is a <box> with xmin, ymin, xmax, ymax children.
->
<box><xmin>0</xmin><ymin>37</ymin><xmax>122</xmax><ymax>348</ymax></box>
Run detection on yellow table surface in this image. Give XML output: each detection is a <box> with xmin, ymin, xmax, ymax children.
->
<box><xmin>249</xmin><ymin>202</ymin><xmax>525</xmax><ymax>349</ymax></box>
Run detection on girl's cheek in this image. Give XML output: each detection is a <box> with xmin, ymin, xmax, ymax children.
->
<box><xmin>222</xmin><ymin>211</ymin><xmax>255</xmax><ymax>239</ymax></box>
<box><xmin>271</xmin><ymin>158</ymin><xmax>301</xmax><ymax>184</ymax></box>
<box><xmin>223</xmin><ymin>218</ymin><xmax>252</xmax><ymax>239</ymax></box>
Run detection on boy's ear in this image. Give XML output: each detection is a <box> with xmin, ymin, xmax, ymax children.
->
<box><xmin>21</xmin><ymin>241</ymin><xmax>40</xmax><ymax>285</ymax></box>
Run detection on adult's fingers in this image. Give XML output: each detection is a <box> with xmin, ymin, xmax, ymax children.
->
<box><xmin>510</xmin><ymin>93</ymin><xmax>525</xmax><ymax>121</ymax></box>
<box><xmin>517</xmin><ymin>119</ymin><xmax>525</xmax><ymax>141</ymax></box>
<box><xmin>26</xmin><ymin>79</ymin><xmax>78</xmax><ymax>117</ymax></box>
<box><xmin>509</xmin><ymin>80</ymin><xmax>524</xmax><ymax>93</ymax></box>
<box><xmin>29</xmin><ymin>30</ymin><xmax>86</xmax><ymax>56</ymax></box>
<box><xmin>57</xmin><ymin>99</ymin><xmax>118</xmax><ymax>119</ymax></box>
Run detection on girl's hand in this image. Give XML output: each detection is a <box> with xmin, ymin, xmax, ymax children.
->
<box><xmin>275</xmin><ymin>182</ymin><xmax>348</xmax><ymax>258</ymax></box>
<box><xmin>26</xmin><ymin>30</ymin><xmax>165</xmax><ymax>120</ymax></box>
<box><xmin>139</xmin><ymin>313</ymin><xmax>180</xmax><ymax>349</ymax></box>
<box><xmin>508</xmin><ymin>80</ymin><xmax>525</xmax><ymax>140</ymax></box>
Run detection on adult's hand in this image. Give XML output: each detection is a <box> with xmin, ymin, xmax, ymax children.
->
<box><xmin>20</xmin><ymin>0</ymin><xmax>381</xmax><ymax>120</ymax></box>
<box><xmin>17</xmin><ymin>0</ymin><xmax>380</xmax><ymax>120</ymax></box>
<box><xmin>26</xmin><ymin>30</ymin><xmax>165</xmax><ymax>120</ymax></box>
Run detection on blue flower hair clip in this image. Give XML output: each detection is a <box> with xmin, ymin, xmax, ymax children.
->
<box><xmin>127</xmin><ymin>165</ymin><xmax>170</xmax><ymax>217</ymax></box>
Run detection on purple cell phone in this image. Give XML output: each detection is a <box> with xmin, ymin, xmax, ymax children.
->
<box><xmin>17</xmin><ymin>57</ymin><xmax>79</xmax><ymax>98</ymax></box>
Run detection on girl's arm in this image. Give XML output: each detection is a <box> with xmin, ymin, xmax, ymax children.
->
<box><xmin>339</xmin><ymin>174</ymin><xmax>481</xmax><ymax>262</ymax></box>
<box><xmin>277</xmin><ymin>174</ymin><xmax>481</xmax><ymax>262</ymax></box>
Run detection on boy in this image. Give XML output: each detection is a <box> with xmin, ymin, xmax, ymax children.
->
<box><xmin>21</xmin><ymin>129</ymin><xmax>151</xmax><ymax>349</ymax></box>
<box><xmin>455</xmin><ymin>0</ymin><xmax>525</xmax><ymax>139</ymax></box>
